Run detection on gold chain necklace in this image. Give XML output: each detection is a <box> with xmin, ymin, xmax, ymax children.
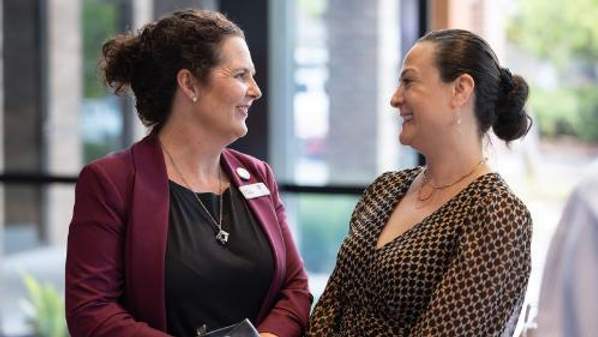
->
<box><xmin>417</xmin><ymin>158</ymin><xmax>486</xmax><ymax>202</ymax></box>
<box><xmin>162</xmin><ymin>145</ymin><xmax>230</xmax><ymax>245</ymax></box>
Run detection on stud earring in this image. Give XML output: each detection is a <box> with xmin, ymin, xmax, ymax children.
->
<box><xmin>191</xmin><ymin>96</ymin><xmax>197</xmax><ymax>103</ymax></box>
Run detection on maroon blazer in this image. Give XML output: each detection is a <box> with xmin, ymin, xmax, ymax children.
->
<box><xmin>65</xmin><ymin>135</ymin><xmax>312</xmax><ymax>337</ymax></box>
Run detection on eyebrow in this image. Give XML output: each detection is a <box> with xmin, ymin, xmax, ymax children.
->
<box><xmin>236</xmin><ymin>66</ymin><xmax>256</xmax><ymax>76</ymax></box>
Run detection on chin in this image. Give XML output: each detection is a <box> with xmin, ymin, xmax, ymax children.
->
<box><xmin>398</xmin><ymin>131</ymin><xmax>413</xmax><ymax>146</ymax></box>
<box><xmin>234</xmin><ymin>123</ymin><xmax>248</xmax><ymax>138</ymax></box>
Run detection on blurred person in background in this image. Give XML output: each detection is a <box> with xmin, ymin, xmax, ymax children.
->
<box><xmin>530</xmin><ymin>163</ymin><xmax>598</xmax><ymax>337</ymax></box>
<box><xmin>65</xmin><ymin>9</ymin><xmax>311</xmax><ymax>337</ymax></box>
<box><xmin>307</xmin><ymin>29</ymin><xmax>533</xmax><ymax>337</ymax></box>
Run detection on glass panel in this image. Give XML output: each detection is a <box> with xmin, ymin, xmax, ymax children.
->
<box><xmin>82</xmin><ymin>0</ymin><xmax>124</xmax><ymax>163</ymax></box>
<box><xmin>1</xmin><ymin>184</ymin><xmax>69</xmax><ymax>336</ymax></box>
<box><xmin>278</xmin><ymin>0</ymin><xmax>417</xmax><ymax>186</ymax></box>
<box><xmin>282</xmin><ymin>193</ymin><xmax>359</xmax><ymax>300</ymax></box>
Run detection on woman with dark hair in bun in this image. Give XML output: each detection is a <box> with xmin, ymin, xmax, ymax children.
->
<box><xmin>65</xmin><ymin>9</ymin><xmax>311</xmax><ymax>337</ymax></box>
<box><xmin>308</xmin><ymin>29</ymin><xmax>532</xmax><ymax>337</ymax></box>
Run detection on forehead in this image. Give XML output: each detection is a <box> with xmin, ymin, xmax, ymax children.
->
<box><xmin>217</xmin><ymin>36</ymin><xmax>254</xmax><ymax>69</ymax></box>
<box><xmin>402</xmin><ymin>42</ymin><xmax>437</xmax><ymax>74</ymax></box>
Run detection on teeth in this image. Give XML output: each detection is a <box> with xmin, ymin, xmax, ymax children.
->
<box><xmin>402</xmin><ymin>114</ymin><xmax>413</xmax><ymax>121</ymax></box>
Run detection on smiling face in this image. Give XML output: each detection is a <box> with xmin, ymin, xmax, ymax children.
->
<box><xmin>192</xmin><ymin>36</ymin><xmax>262</xmax><ymax>141</ymax></box>
<box><xmin>390</xmin><ymin>42</ymin><xmax>457</xmax><ymax>152</ymax></box>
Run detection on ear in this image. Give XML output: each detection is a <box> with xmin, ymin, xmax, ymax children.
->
<box><xmin>450</xmin><ymin>73</ymin><xmax>475</xmax><ymax>109</ymax></box>
<box><xmin>176</xmin><ymin>69</ymin><xmax>199</xmax><ymax>102</ymax></box>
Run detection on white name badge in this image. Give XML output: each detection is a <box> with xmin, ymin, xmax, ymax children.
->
<box><xmin>239</xmin><ymin>183</ymin><xmax>271</xmax><ymax>199</ymax></box>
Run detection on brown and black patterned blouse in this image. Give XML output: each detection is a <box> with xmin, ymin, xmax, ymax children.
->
<box><xmin>307</xmin><ymin>168</ymin><xmax>532</xmax><ymax>337</ymax></box>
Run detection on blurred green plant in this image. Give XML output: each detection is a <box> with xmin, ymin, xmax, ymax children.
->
<box><xmin>507</xmin><ymin>0</ymin><xmax>598</xmax><ymax>142</ymax></box>
<box><xmin>508</xmin><ymin>0</ymin><xmax>598</xmax><ymax>68</ymax></box>
<box><xmin>20</xmin><ymin>274</ymin><xmax>69</xmax><ymax>337</ymax></box>
<box><xmin>530</xmin><ymin>86</ymin><xmax>598</xmax><ymax>142</ymax></box>
<box><xmin>83</xmin><ymin>0</ymin><xmax>119</xmax><ymax>98</ymax></box>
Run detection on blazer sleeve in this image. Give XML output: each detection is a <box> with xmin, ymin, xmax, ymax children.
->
<box><xmin>256</xmin><ymin>163</ymin><xmax>313</xmax><ymax>337</ymax></box>
<box><xmin>65</xmin><ymin>164</ymin><xmax>170</xmax><ymax>337</ymax></box>
<box><xmin>408</xmin><ymin>192</ymin><xmax>532</xmax><ymax>337</ymax></box>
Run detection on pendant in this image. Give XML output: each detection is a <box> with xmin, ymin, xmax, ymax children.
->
<box><xmin>215</xmin><ymin>229</ymin><xmax>230</xmax><ymax>245</ymax></box>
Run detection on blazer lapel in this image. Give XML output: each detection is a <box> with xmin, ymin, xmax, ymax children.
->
<box><xmin>127</xmin><ymin>135</ymin><xmax>169</xmax><ymax>330</ymax></box>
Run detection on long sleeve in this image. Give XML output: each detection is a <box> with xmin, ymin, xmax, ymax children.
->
<box><xmin>408</xmin><ymin>192</ymin><xmax>532</xmax><ymax>337</ymax></box>
<box><xmin>305</xmin><ymin>262</ymin><xmax>343</xmax><ymax>336</ymax></box>
<box><xmin>65</xmin><ymin>164</ymin><xmax>170</xmax><ymax>337</ymax></box>
<box><xmin>256</xmin><ymin>163</ymin><xmax>313</xmax><ymax>337</ymax></box>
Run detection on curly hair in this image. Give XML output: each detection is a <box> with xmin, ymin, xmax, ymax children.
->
<box><xmin>100</xmin><ymin>9</ymin><xmax>244</xmax><ymax>131</ymax></box>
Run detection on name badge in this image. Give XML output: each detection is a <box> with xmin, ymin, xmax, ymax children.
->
<box><xmin>239</xmin><ymin>183</ymin><xmax>271</xmax><ymax>199</ymax></box>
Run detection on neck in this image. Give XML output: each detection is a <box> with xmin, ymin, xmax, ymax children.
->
<box><xmin>158</xmin><ymin>118</ymin><xmax>224</xmax><ymax>181</ymax></box>
<box><xmin>421</xmin><ymin>136</ymin><xmax>485</xmax><ymax>186</ymax></box>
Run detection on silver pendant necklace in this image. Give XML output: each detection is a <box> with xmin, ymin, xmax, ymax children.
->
<box><xmin>163</xmin><ymin>145</ymin><xmax>229</xmax><ymax>245</ymax></box>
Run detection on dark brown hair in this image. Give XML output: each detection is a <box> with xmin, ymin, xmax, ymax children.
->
<box><xmin>419</xmin><ymin>29</ymin><xmax>532</xmax><ymax>142</ymax></box>
<box><xmin>100</xmin><ymin>9</ymin><xmax>244</xmax><ymax>131</ymax></box>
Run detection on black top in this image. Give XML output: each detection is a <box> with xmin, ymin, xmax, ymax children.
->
<box><xmin>165</xmin><ymin>180</ymin><xmax>274</xmax><ymax>337</ymax></box>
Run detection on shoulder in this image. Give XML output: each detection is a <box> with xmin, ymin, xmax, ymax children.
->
<box><xmin>363</xmin><ymin>167</ymin><xmax>422</xmax><ymax>197</ymax></box>
<box><xmin>223</xmin><ymin>148</ymin><xmax>272</xmax><ymax>178</ymax></box>
<box><xmin>472</xmin><ymin>173</ymin><xmax>532</xmax><ymax>231</ymax></box>
<box><xmin>77</xmin><ymin>143</ymin><xmax>138</xmax><ymax>196</ymax></box>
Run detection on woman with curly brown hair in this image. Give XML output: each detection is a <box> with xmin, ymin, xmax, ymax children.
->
<box><xmin>65</xmin><ymin>9</ymin><xmax>311</xmax><ymax>337</ymax></box>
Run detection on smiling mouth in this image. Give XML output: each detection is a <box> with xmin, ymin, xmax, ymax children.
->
<box><xmin>401</xmin><ymin>113</ymin><xmax>414</xmax><ymax>122</ymax></box>
<box><xmin>236</xmin><ymin>105</ymin><xmax>250</xmax><ymax>114</ymax></box>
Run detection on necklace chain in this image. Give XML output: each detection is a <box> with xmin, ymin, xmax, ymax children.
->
<box><xmin>417</xmin><ymin>158</ymin><xmax>486</xmax><ymax>202</ymax></box>
<box><xmin>162</xmin><ymin>144</ymin><xmax>229</xmax><ymax>245</ymax></box>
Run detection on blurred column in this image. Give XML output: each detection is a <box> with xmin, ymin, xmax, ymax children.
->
<box><xmin>43</xmin><ymin>0</ymin><xmax>82</xmax><ymax>245</ymax></box>
<box><xmin>325</xmin><ymin>0</ymin><xmax>402</xmax><ymax>183</ymax></box>
<box><xmin>376</xmin><ymin>0</ymin><xmax>400</xmax><ymax>173</ymax></box>
<box><xmin>3</xmin><ymin>0</ymin><xmax>43</xmax><ymax>249</ymax></box>
<box><xmin>0</xmin><ymin>0</ymin><xmax>4</xmax><ymax>330</ymax></box>
<box><xmin>154</xmin><ymin>0</ymin><xmax>217</xmax><ymax>17</ymax></box>
<box><xmin>123</xmin><ymin>0</ymin><xmax>154</xmax><ymax>143</ymax></box>
<box><xmin>325</xmin><ymin>0</ymin><xmax>377</xmax><ymax>183</ymax></box>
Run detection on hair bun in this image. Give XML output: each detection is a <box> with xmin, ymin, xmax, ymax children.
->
<box><xmin>492</xmin><ymin>72</ymin><xmax>532</xmax><ymax>142</ymax></box>
<box><xmin>499</xmin><ymin>67</ymin><xmax>514</xmax><ymax>93</ymax></box>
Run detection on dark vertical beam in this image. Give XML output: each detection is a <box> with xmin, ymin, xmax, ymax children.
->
<box><xmin>219</xmin><ymin>0</ymin><xmax>270</xmax><ymax>161</ymax></box>
<box><xmin>118</xmin><ymin>0</ymin><xmax>136</xmax><ymax>148</ymax></box>
<box><xmin>3</xmin><ymin>0</ymin><xmax>44</xmax><ymax>242</ymax></box>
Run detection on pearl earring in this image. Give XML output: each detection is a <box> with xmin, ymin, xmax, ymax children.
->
<box><xmin>191</xmin><ymin>96</ymin><xmax>197</xmax><ymax>103</ymax></box>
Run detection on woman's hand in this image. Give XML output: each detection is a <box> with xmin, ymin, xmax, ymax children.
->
<box><xmin>260</xmin><ymin>333</ymin><xmax>278</xmax><ymax>337</ymax></box>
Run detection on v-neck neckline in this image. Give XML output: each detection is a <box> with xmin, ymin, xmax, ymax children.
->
<box><xmin>374</xmin><ymin>169</ymin><xmax>499</xmax><ymax>251</ymax></box>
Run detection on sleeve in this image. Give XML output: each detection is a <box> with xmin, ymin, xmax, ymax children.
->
<box><xmin>65</xmin><ymin>164</ymin><xmax>170</xmax><ymax>337</ymax></box>
<box><xmin>256</xmin><ymin>163</ymin><xmax>313</xmax><ymax>337</ymax></box>
<box><xmin>408</xmin><ymin>192</ymin><xmax>533</xmax><ymax>337</ymax></box>
<box><xmin>305</xmin><ymin>262</ymin><xmax>343</xmax><ymax>337</ymax></box>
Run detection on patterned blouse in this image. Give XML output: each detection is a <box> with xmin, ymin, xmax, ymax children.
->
<box><xmin>307</xmin><ymin>168</ymin><xmax>532</xmax><ymax>337</ymax></box>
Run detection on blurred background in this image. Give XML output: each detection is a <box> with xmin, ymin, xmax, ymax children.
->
<box><xmin>1</xmin><ymin>0</ymin><xmax>597</xmax><ymax>336</ymax></box>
